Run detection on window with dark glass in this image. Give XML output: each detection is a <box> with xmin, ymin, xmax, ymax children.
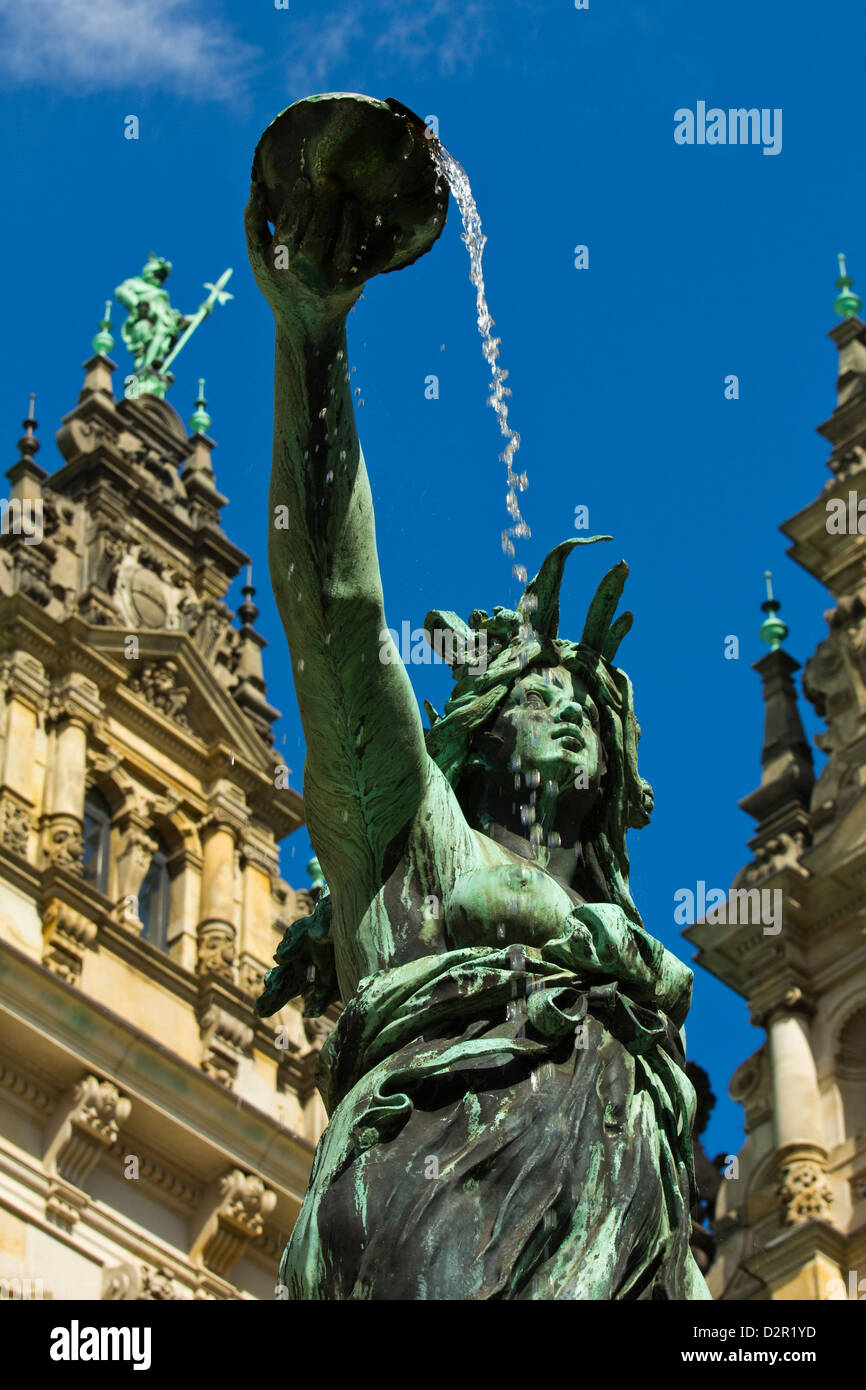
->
<box><xmin>82</xmin><ymin>789</ymin><xmax>111</xmax><ymax>894</ymax></box>
<box><xmin>139</xmin><ymin>835</ymin><xmax>171</xmax><ymax>950</ymax></box>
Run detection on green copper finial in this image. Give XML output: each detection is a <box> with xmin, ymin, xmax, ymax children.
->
<box><xmin>307</xmin><ymin>855</ymin><xmax>325</xmax><ymax>892</ymax></box>
<box><xmin>834</xmin><ymin>253</ymin><xmax>862</xmax><ymax>319</ymax></box>
<box><xmin>189</xmin><ymin>378</ymin><xmax>212</xmax><ymax>435</ymax></box>
<box><xmin>760</xmin><ymin>570</ymin><xmax>788</xmax><ymax>650</ymax></box>
<box><xmin>91</xmin><ymin>299</ymin><xmax>114</xmax><ymax>356</ymax></box>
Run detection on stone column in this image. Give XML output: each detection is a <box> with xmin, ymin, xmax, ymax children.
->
<box><xmin>238</xmin><ymin>835</ymin><xmax>278</xmax><ymax>996</ymax></box>
<box><xmin>167</xmin><ymin>846</ymin><xmax>202</xmax><ymax>972</ymax></box>
<box><xmin>41</xmin><ymin>678</ymin><xmax>101</xmax><ymax>873</ymax></box>
<box><xmin>0</xmin><ymin>653</ymin><xmax>47</xmax><ymax>857</ymax></box>
<box><xmin>767</xmin><ymin>989</ymin><xmax>833</xmax><ymax>1224</ymax></box>
<box><xmin>197</xmin><ymin>811</ymin><xmax>240</xmax><ymax>983</ymax></box>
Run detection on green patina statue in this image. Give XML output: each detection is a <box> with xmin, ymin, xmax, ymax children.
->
<box><xmin>113</xmin><ymin>255</ymin><xmax>233</xmax><ymax>398</ymax></box>
<box><xmin>247</xmin><ymin>93</ymin><xmax>711</xmax><ymax>1301</ymax></box>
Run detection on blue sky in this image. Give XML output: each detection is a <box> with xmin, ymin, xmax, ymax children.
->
<box><xmin>1</xmin><ymin>0</ymin><xmax>863</xmax><ymax>1162</ymax></box>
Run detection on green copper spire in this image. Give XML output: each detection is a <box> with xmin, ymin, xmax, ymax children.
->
<box><xmin>759</xmin><ymin>570</ymin><xmax>788</xmax><ymax>650</ymax></box>
<box><xmin>834</xmin><ymin>253</ymin><xmax>862</xmax><ymax>319</ymax></box>
<box><xmin>189</xmin><ymin>378</ymin><xmax>211</xmax><ymax>435</ymax></box>
<box><xmin>91</xmin><ymin>300</ymin><xmax>114</xmax><ymax>356</ymax></box>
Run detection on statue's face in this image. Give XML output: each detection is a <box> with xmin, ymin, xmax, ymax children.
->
<box><xmin>471</xmin><ymin>663</ymin><xmax>607</xmax><ymax>841</ymax></box>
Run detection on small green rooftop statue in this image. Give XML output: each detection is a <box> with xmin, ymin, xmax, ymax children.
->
<box><xmin>112</xmin><ymin>256</ymin><xmax>233</xmax><ymax>398</ymax></box>
<box><xmin>249</xmin><ymin>93</ymin><xmax>711</xmax><ymax>1301</ymax></box>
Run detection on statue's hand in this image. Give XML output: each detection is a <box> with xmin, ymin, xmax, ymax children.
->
<box><xmin>246</xmin><ymin>173</ymin><xmax>387</xmax><ymax>326</ymax></box>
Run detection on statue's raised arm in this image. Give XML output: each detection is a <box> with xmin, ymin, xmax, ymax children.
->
<box><xmin>245</xmin><ymin>96</ymin><xmax>448</xmax><ymax>982</ymax></box>
<box><xmin>249</xmin><ymin>97</ymin><xmax>712</xmax><ymax>1303</ymax></box>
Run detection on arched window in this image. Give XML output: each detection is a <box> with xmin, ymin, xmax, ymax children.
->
<box><xmin>139</xmin><ymin>834</ymin><xmax>171</xmax><ymax>950</ymax></box>
<box><xmin>82</xmin><ymin>789</ymin><xmax>111</xmax><ymax>895</ymax></box>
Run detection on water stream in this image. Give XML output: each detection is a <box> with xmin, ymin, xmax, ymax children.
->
<box><xmin>431</xmin><ymin>141</ymin><xmax>531</xmax><ymax>585</ymax></box>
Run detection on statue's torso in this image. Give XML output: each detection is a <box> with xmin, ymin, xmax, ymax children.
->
<box><xmin>330</xmin><ymin>757</ymin><xmax>584</xmax><ymax>997</ymax></box>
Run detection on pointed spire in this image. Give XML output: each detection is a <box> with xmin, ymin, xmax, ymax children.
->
<box><xmin>759</xmin><ymin>570</ymin><xmax>789</xmax><ymax>651</ymax></box>
<box><xmin>91</xmin><ymin>300</ymin><xmax>114</xmax><ymax>356</ymax></box>
<box><xmin>238</xmin><ymin>566</ymin><xmax>259</xmax><ymax>628</ymax></box>
<box><xmin>833</xmin><ymin>253</ymin><xmax>862</xmax><ymax>319</ymax></box>
<box><xmin>738</xmin><ymin>575</ymin><xmax>814</xmax><ymax>843</ymax></box>
<box><xmin>189</xmin><ymin>378</ymin><xmax>212</xmax><ymax>436</ymax></box>
<box><xmin>231</xmin><ymin>562</ymin><xmax>280</xmax><ymax>743</ymax></box>
<box><xmin>7</xmin><ymin>393</ymin><xmax>47</xmax><ymax>497</ymax></box>
<box><xmin>18</xmin><ymin>394</ymin><xmax>39</xmax><ymax>464</ymax></box>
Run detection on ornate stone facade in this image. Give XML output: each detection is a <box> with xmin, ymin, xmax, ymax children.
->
<box><xmin>0</xmin><ymin>361</ymin><xmax>334</xmax><ymax>1300</ymax></box>
<box><xmin>685</xmin><ymin>286</ymin><xmax>866</xmax><ymax>1301</ymax></box>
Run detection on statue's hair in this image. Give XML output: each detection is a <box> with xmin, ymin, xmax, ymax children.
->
<box><xmin>422</xmin><ymin>538</ymin><xmax>653</xmax><ymax>926</ymax></box>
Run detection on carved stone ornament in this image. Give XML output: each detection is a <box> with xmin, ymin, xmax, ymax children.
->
<box><xmin>219</xmin><ymin>1169</ymin><xmax>276</xmax><ymax>1238</ymax></box>
<box><xmin>196</xmin><ymin>1000</ymin><xmax>253</xmax><ymax>1089</ymax></box>
<box><xmin>127</xmin><ymin>659</ymin><xmax>191</xmax><ymax>730</ymax></box>
<box><xmin>0</xmin><ymin>793</ymin><xmax>31</xmax><ymax>855</ymax></box>
<box><xmin>41</xmin><ymin>814</ymin><xmax>84</xmax><ymax>872</ymax></box>
<box><xmin>197</xmin><ymin>923</ymin><xmax>236</xmax><ymax>982</ymax></box>
<box><xmin>46</xmin><ymin>1074</ymin><xmax>132</xmax><ymax>1189</ymax></box>
<box><xmin>776</xmin><ymin>1157</ymin><xmax>834</xmax><ymax>1225</ymax></box>
<box><xmin>139</xmin><ymin>1266</ymin><xmax>180</xmax><ymax>1301</ymax></box>
<box><xmin>102</xmin><ymin>1262</ymin><xmax>184</xmax><ymax>1301</ymax></box>
<box><xmin>190</xmin><ymin>1169</ymin><xmax>277</xmax><ymax>1278</ymax></box>
<box><xmin>740</xmin><ymin>830</ymin><xmax>809</xmax><ymax>886</ymax></box>
<box><xmin>829</xmin><ymin>443</ymin><xmax>866</xmax><ymax>482</ymax></box>
<box><xmin>42</xmin><ymin>897</ymin><xmax>98</xmax><ymax>983</ymax></box>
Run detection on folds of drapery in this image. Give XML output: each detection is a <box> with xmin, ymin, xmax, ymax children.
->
<box><xmin>280</xmin><ymin>903</ymin><xmax>712</xmax><ymax>1301</ymax></box>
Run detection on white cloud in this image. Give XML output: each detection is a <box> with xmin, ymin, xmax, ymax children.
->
<box><xmin>283</xmin><ymin>0</ymin><xmax>489</xmax><ymax>94</ymax></box>
<box><xmin>282</xmin><ymin>4</ymin><xmax>366</xmax><ymax>94</ymax></box>
<box><xmin>0</xmin><ymin>0</ymin><xmax>255</xmax><ymax>101</ymax></box>
<box><xmin>0</xmin><ymin>0</ymin><xmax>491</xmax><ymax>107</ymax></box>
<box><xmin>374</xmin><ymin>0</ymin><xmax>488</xmax><ymax>76</ymax></box>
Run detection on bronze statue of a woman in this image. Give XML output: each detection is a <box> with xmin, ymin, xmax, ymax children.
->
<box><xmin>246</xmin><ymin>93</ymin><xmax>711</xmax><ymax>1300</ymax></box>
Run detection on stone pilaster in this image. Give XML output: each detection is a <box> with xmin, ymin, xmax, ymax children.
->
<box><xmin>41</xmin><ymin>677</ymin><xmax>102</xmax><ymax>874</ymax></box>
<box><xmin>765</xmin><ymin>990</ymin><xmax>833</xmax><ymax>1225</ymax></box>
<box><xmin>0</xmin><ymin>652</ymin><xmax>48</xmax><ymax>859</ymax></box>
<box><xmin>196</xmin><ymin>802</ymin><xmax>244</xmax><ymax>983</ymax></box>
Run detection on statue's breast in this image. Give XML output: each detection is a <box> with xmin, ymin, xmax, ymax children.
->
<box><xmin>443</xmin><ymin>857</ymin><xmax>578</xmax><ymax>950</ymax></box>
